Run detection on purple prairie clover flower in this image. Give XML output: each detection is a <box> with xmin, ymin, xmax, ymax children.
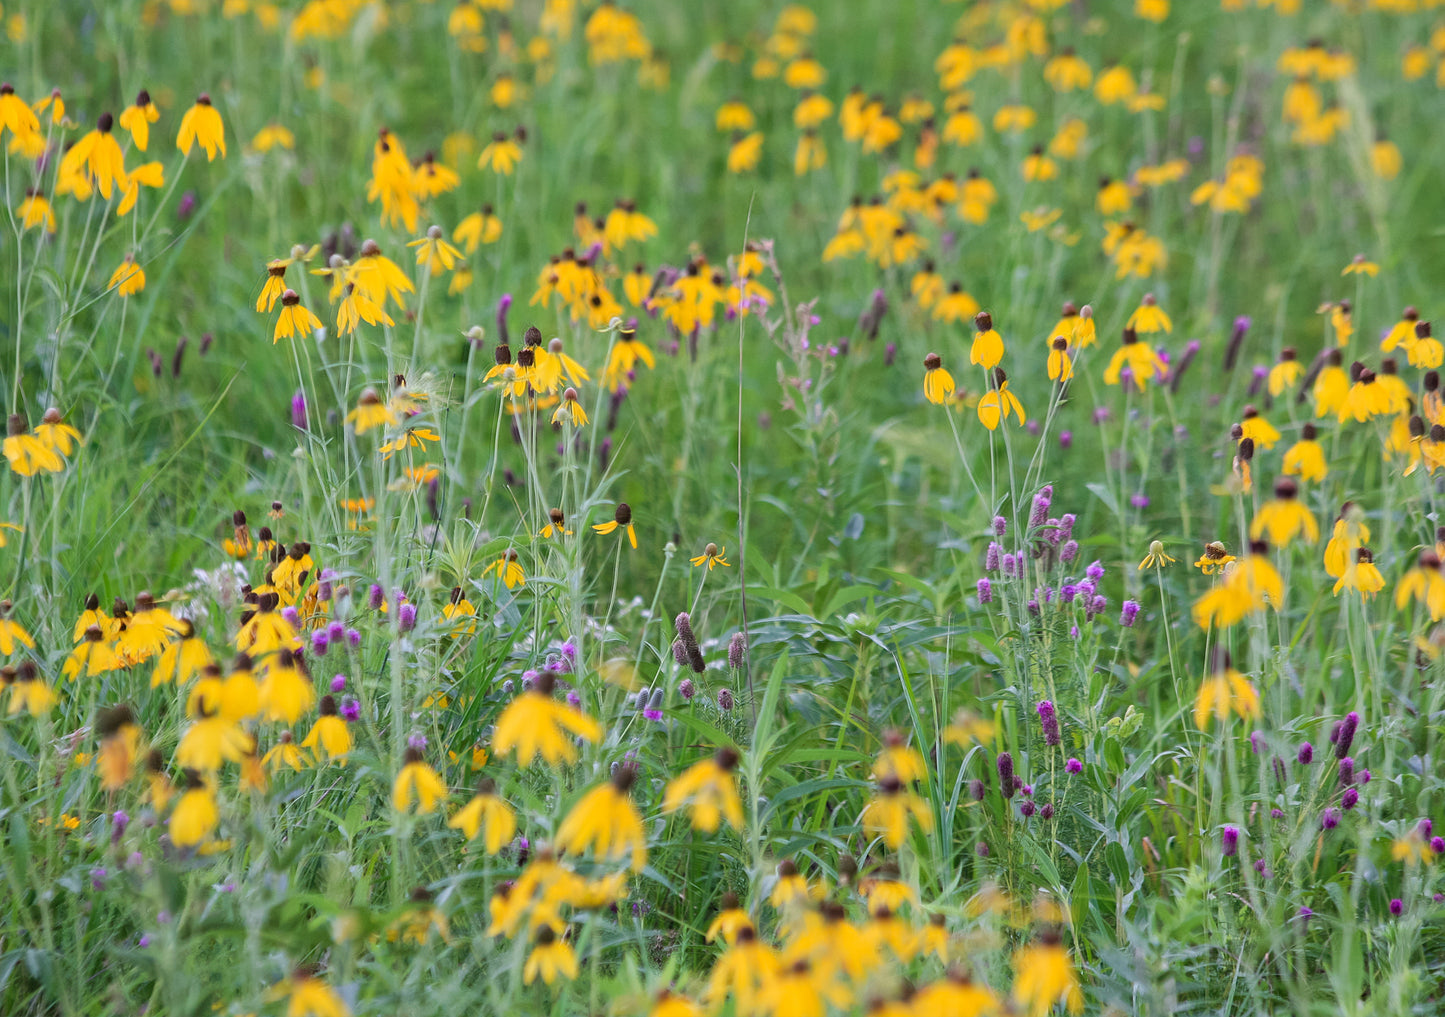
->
<box><xmin>671</xmin><ymin>639</ymin><xmax>688</xmax><ymax>666</ymax></box>
<box><xmin>368</xmin><ymin>584</ymin><xmax>385</xmax><ymax>611</ymax></box>
<box><xmin>291</xmin><ymin>390</ymin><xmax>308</xmax><ymax>430</ymax></box>
<box><xmin>1296</xmin><ymin>906</ymin><xmax>1313</xmax><ymax>925</ymax></box>
<box><xmin>1271</xmin><ymin>808</ymin><xmax>1285</xmax><ymax>819</ymax></box>
<box><xmin>311</xmin><ymin>631</ymin><xmax>329</xmax><ymax>656</ymax></box>
<box><xmin>1254</xmin><ymin>860</ymin><xmax>1270</xmax><ymax>879</ymax></box>
<box><xmin>1021</xmin><ymin>784</ymin><xmax>1033</xmax><ymax>797</ymax></box>
<box><xmin>993</xmin><ymin>516</ymin><xmax>1007</xmax><ymax>538</ymax></box>
<box><xmin>1069</xmin><ymin>624</ymin><xmax>1079</xmax><ymax>638</ymax></box>
<box><xmin>1321</xmin><ymin>807</ymin><xmax>1341</xmax><ymax>830</ymax></box>
<box><xmin>177</xmin><ymin>190</ymin><xmax>197</xmax><ymax>221</ymax></box>
<box><xmin>1358</xmin><ymin>769</ymin><xmax>1371</xmax><ymax>783</ymax></box>
<box><xmin>1059</xmin><ymin>430</ymin><xmax>1073</xmax><ymax>449</ymax></box>
<box><xmin>407</xmin><ymin>732</ymin><xmax>428</xmax><ymax>751</ymax></box>
<box><xmin>728</xmin><ymin>632</ymin><xmax>747</xmax><ymax>669</ymax></box>
<box><xmin>1077</xmin><ymin>579</ymin><xmax>1095</xmax><ymax>600</ymax></box>
<box><xmin>1040</xmin><ymin>803</ymin><xmax>1054</xmax><ymax>820</ymax></box>
<box><xmin>1093</xmin><ymin>407</ymin><xmax>1111</xmax><ymax>425</ymax></box>
<box><xmin>280</xmin><ymin>606</ymin><xmax>300</xmax><ymax>628</ymax></box>
<box><xmin>1419</xmin><ymin>819</ymin><xmax>1433</xmax><ymax>838</ymax></box>
<box><xmin>1249</xmin><ymin>730</ymin><xmax>1263</xmax><ymax>755</ymax></box>
<box><xmin>138</xmin><ymin>934</ymin><xmax>151</xmax><ymax>948</ymax></box>
<box><xmin>1085</xmin><ymin>560</ymin><xmax>1105</xmax><ymax>582</ymax></box>
<box><xmin>111</xmin><ymin>811</ymin><xmax>129</xmax><ymax>844</ymax></box>
<box><xmin>976</xmin><ymin>841</ymin><xmax>990</xmax><ymax>857</ymax></box>
<box><xmin>1224</xmin><ymin>315</ymin><xmax>1252</xmax><ymax>371</ymax></box>
<box><xmin>1060</xmin><ymin>540</ymin><xmax>1079</xmax><ymax>564</ymax></box>
<box><xmin>1120</xmin><ymin>600</ymin><xmax>1140</xmax><ymax>627</ymax></box>
<box><xmin>1066</xmin><ymin>757</ymin><xmax>1082</xmax><ymax>774</ymax></box>
<box><xmin>717</xmin><ymin>688</ymin><xmax>734</xmax><ymax>711</ymax></box>
<box><xmin>1130</xmin><ymin>492</ymin><xmax>1149</xmax><ymax>510</ymax></box>
<box><xmin>1088</xmin><ymin>595</ymin><xmax>1107</xmax><ymax>619</ymax></box>
<box><xmin>330</xmin><ymin>673</ymin><xmax>347</xmax><ymax>693</ymax></box>
<box><xmin>884</xmin><ymin>342</ymin><xmax>897</xmax><ymax>367</ymax></box>
<box><xmin>1390</xmin><ymin>898</ymin><xmax>1404</xmax><ymax>917</ymax></box>
<box><xmin>327</xmin><ymin>620</ymin><xmax>345</xmax><ymax>642</ymax></box>
<box><xmin>997</xmin><ymin>753</ymin><xmax>1015</xmax><ymax>798</ymax></box>
<box><xmin>1339</xmin><ymin>757</ymin><xmax>1355</xmax><ymax>786</ymax></box>
<box><xmin>1335</xmin><ymin>712</ymin><xmax>1359</xmax><ymax>759</ymax></box>
<box><xmin>1042</xmin><ymin>519</ymin><xmax>1064</xmax><ymax>548</ymax></box>
<box><xmin>985</xmin><ymin>542</ymin><xmax>1002</xmax><ymax>572</ymax></box>
<box><xmin>1026</xmin><ymin>420</ymin><xmax>1040</xmax><ymax>435</ymax></box>
<box><xmin>566</xmin><ymin>690</ymin><xmax>581</xmax><ymax>708</ymax></box>
<box><xmin>1222</xmin><ymin>826</ymin><xmax>1239</xmax><ymax>857</ymax></box>
<box><xmin>1298</xmin><ymin>742</ymin><xmax>1314</xmax><ymax>764</ymax></box>
<box><xmin>1432</xmin><ymin>836</ymin><xmax>1445</xmax><ymax>854</ymax></box>
<box><xmin>1001</xmin><ymin>553</ymin><xmax>1018</xmax><ymax>577</ymax></box>
<box><xmin>977</xmin><ymin>578</ymin><xmax>993</xmax><ymax>604</ymax></box>
<box><xmin>521</xmin><ymin>669</ymin><xmax>539</xmax><ymax>691</ymax></box>
<box><xmin>1030</xmin><ymin>486</ymin><xmax>1053</xmax><ymax>527</ymax></box>
<box><xmin>969</xmin><ymin>779</ymin><xmax>986</xmax><ymax>801</ymax></box>
<box><xmin>1020</xmin><ymin>801</ymin><xmax>1036</xmax><ymax>818</ymax></box>
<box><xmin>1248</xmin><ymin>364</ymin><xmax>1268</xmax><ymax>398</ymax></box>
<box><xmin>678</xmin><ymin>678</ymin><xmax>696</xmax><ymax>701</ymax></box>
<box><xmin>1169</xmin><ymin>340</ymin><xmax>1201</xmax><ymax>395</ymax></box>
<box><xmin>346</xmin><ymin>627</ymin><xmax>361</xmax><ymax>649</ymax></box>
<box><xmin>1341</xmin><ymin>787</ymin><xmax>1360</xmax><ymax>810</ymax></box>
<box><xmin>397</xmin><ymin>602</ymin><xmax>417</xmax><ymax>633</ymax></box>
<box><xmin>644</xmin><ymin>688</ymin><xmax>664</xmax><ymax>720</ymax></box>
<box><xmin>317</xmin><ymin>569</ymin><xmax>336</xmax><ymax>601</ymax></box>
<box><xmin>1060</xmin><ymin>584</ymin><xmax>1078</xmax><ymax>604</ymax></box>
<box><xmin>340</xmin><ymin>697</ymin><xmax>360</xmax><ymax>722</ymax></box>
<box><xmin>1027</xmin><ymin>599</ymin><xmax>1040</xmax><ymax>615</ymax></box>
<box><xmin>1037</xmin><ymin>701</ymin><xmax>1061</xmax><ymax>746</ymax></box>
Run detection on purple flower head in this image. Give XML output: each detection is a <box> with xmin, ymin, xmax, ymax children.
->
<box><xmin>407</xmin><ymin>732</ymin><xmax>428</xmax><ymax>751</ymax></box>
<box><xmin>1419</xmin><ymin>819</ymin><xmax>1433</xmax><ymax>838</ymax></box>
<box><xmin>1059</xmin><ymin>430</ymin><xmax>1073</xmax><ymax>449</ymax></box>
<box><xmin>1040</xmin><ymin>803</ymin><xmax>1054</xmax><ymax>820</ymax></box>
<box><xmin>1058</xmin><ymin>514</ymin><xmax>1076</xmax><ymax>542</ymax></box>
<box><xmin>291</xmin><ymin>390</ymin><xmax>308</xmax><ymax>430</ymax></box>
<box><xmin>1001</xmin><ymin>553</ymin><xmax>1018</xmax><ymax>577</ymax></box>
<box><xmin>997</xmin><ymin>753</ymin><xmax>1015</xmax><ymax>798</ymax></box>
<box><xmin>561</xmin><ymin>641</ymin><xmax>578</xmax><ymax>666</ymax></box>
<box><xmin>1030</xmin><ymin>487</ymin><xmax>1053</xmax><ymax>528</ymax></box>
<box><xmin>1088</xmin><ymin>595</ymin><xmax>1107</xmax><ymax>619</ymax></box>
<box><xmin>1335</xmin><ymin>711</ymin><xmax>1359</xmax><ymax>759</ymax></box>
<box><xmin>177</xmin><ymin>190</ymin><xmax>197</xmax><ymax>221</ymax></box>
<box><xmin>1271</xmin><ymin>808</ymin><xmax>1284</xmax><ymax>819</ymax></box>
<box><xmin>976</xmin><ymin>841</ymin><xmax>989</xmax><ymax>857</ymax></box>
<box><xmin>340</xmin><ymin>697</ymin><xmax>361</xmax><ymax>722</ymax></box>
<box><xmin>1298</xmin><ymin>742</ymin><xmax>1313</xmax><ymax>765</ymax></box>
<box><xmin>330</xmin><ymin>673</ymin><xmax>347</xmax><ymax>693</ymax></box>
<box><xmin>678</xmin><ymin>678</ymin><xmax>696</xmax><ymax>700</ymax></box>
<box><xmin>111</xmin><ymin>811</ymin><xmax>129</xmax><ymax>845</ymax></box>
<box><xmin>1085</xmin><ymin>560</ymin><xmax>1105</xmax><ymax>582</ymax></box>
<box><xmin>1060</xmin><ymin>584</ymin><xmax>1078</xmax><ymax>604</ymax></box>
<box><xmin>566</xmin><ymin>690</ymin><xmax>581</xmax><ymax>708</ymax></box>
<box><xmin>884</xmin><ymin>342</ymin><xmax>897</xmax><ymax>367</ymax></box>
<box><xmin>977</xmin><ymin>578</ymin><xmax>993</xmax><ymax>604</ymax></box>
<box><xmin>1120</xmin><ymin>600</ymin><xmax>1140</xmax><ymax>627</ymax></box>
<box><xmin>1432</xmin><ymin>836</ymin><xmax>1445</xmax><ymax>854</ymax></box>
<box><xmin>728</xmin><ymin>632</ymin><xmax>748</xmax><ymax>669</ymax></box>
<box><xmin>1359</xmin><ymin>769</ymin><xmax>1371</xmax><ymax>784</ymax></box>
<box><xmin>1020</xmin><ymin>801</ymin><xmax>1036</xmax><ymax>818</ymax></box>
<box><xmin>1222</xmin><ymin>825</ymin><xmax>1239</xmax><ymax>857</ymax></box>
<box><xmin>985</xmin><ymin>542</ymin><xmax>1002</xmax><ymax>572</ymax></box>
<box><xmin>311</xmin><ymin>631</ymin><xmax>329</xmax><ymax>656</ymax></box>
<box><xmin>1027</xmin><ymin>599</ymin><xmax>1040</xmax><ymax>615</ymax></box>
<box><xmin>346</xmin><ymin>627</ymin><xmax>361</xmax><ymax>648</ymax></box>
<box><xmin>1249</xmin><ymin>730</ymin><xmax>1263</xmax><ymax>755</ymax></box>
<box><xmin>993</xmin><ymin>516</ymin><xmax>1007</xmax><ymax>537</ymax></box>
<box><xmin>1060</xmin><ymin>540</ymin><xmax>1079</xmax><ymax>564</ymax></box>
<box><xmin>398</xmin><ymin>602</ymin><xmax>417</xmax><ymax>633</ymax></box>
<box><xmin>1341</xmin><ymin>787</ymin><xmax>1359</xmax><ymax>810</ymax></box>
<box><xmin>1021</xmin><ymin>784</ymin><xmax>1034</xmax><ymax>797</ymax></box>
<box><xmin>327</xmin><ymin>620</ymin><xmax>345</xmax><ymax>642</ymax></box>
<box><xmin>1297</xmin><ymin>906</ymin><xmax>1313</xmax><ymax>925</ymax></box>
<box><xmin>1037</xmin><ymin>701</ymin><xmax>1061</xmax><ymax>746</ymax></box>
<box><xmin>969</xmin><ymin>779</ymin><xmax>986</xmax><ymax>801</ymax></box>
<box><xmin>717</xmin><ymin>688</ymin><xmax>734</xmax><ymax>711</ymax></box>
<box><xmin>368</xmin><ymin>584</ymin><xmax>385</xmax><ymax>611</ymax></box>
<box><xmin>1321</xmin><ymin>807</ymin><xmax>1341</xmax><ymax>830</ymax></box>
<box><xmin>280</xmin><ymin>606</ymin><xmax>300</xmax><ymax>627</ymax></box>
<box><xmin>1390</xmin><ymin>898</ymin><xmax>1404</xmax><ymax>917</ymax></box>
<box><xmin>1066</xmin><ymin>757</ymin><xmax>1082</xmax><ymax>774</ymax></box>
<box><xmin>1130</xmin><ymin>492</ymin><xmax>1149</xmax><ymax>510</ymax></box>
<box><xmin>1339</xmin><ymin>757</ymin><xmax>1355</xmax><ymax>786</ymax></box>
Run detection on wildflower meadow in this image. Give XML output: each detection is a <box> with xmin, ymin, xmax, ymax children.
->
<box><xmin>6</xmin><ymin>0</ymin><xmax>1445</xmax><ymax>1013</ymax></box>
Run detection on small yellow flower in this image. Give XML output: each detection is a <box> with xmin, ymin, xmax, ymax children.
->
<box><xmin>1341</xmin><ymin>253</ymin><xmax>1379</xmax><ymax>277</ymax></box>
<box><xmin>690</xmin><ymin>543</ymin><xmax>730</xmax><ymax>570</ymax></box>
<box><xmin>1138</xmin><ymin>540</ymin><xmax>1176</xmax><ymax>570</ymax></box>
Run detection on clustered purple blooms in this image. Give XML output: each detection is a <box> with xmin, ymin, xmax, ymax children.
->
<box><xmin>1298</xmin><ymin>742</ymin><xmax>1314</xmax><ymax>765</ymax></box>
<box><xmin>1029</xmin><ymin>486</ymin><xmax>1053</xmax><ymax>528</ymax></box>
<box><xmin>1390</xmin><ymin>898</ymin><xmax>1404</xmax><ymax>917</ymax></box>
<box><xmin>1339</xmin><ymin>757</ymin><xmax>1355</xmax><ymax>786</ymax></box>
<box><xmin>977</xmin><ymin>578</ymin><xmax>993</xmax><ymax>604</ymax></box>
<box><xmin>1120</xmin><ymin>600</ymin><xmax>1140</xmax><ymax>627</ymax></box>
<box><xmin>330</xmin><ymin>674</ymin><xmax>347</xmax><ymax>693</ymax></box>
<box><xmin>1222</xmin><ymin>825</ymin><xmax>1239</xmax><ymax>857</ymax></box>
<box><xmin>993</xmin><ymin>516</ymin><xmax>1007</xmax><ymax>538</ymax></box>
<box><xmin>397</xmin><ymin>602</ymin><xmax>417</xmax><ymax>633</ymax></box>
<box><xmin>678</xmin><ymin>678</ymin><xmax>696</xmax><ymax>700</ymax></box>
<box><xmin>997</xmin><ymin>752</ymin><xmax>1015</xmax><ymax>800</ymax></box>
<box><xmin>1020</xmin><ymin>801</ymin><xmax>1036</xmax><ymax>818</ymax></box>
<box><xmin>1066</xmin><ymin>757</ymin><xmax>1082</xmax><ymax>774</ymax></box>
<box><xmin>1037</xmin><ymin>701</ymin><xmax>1061</xmax><ymax>747</ymax></box>
<box><xmin>1342</xmin><ymin>787</ymin><xmax>1360</xmax><ymax>810</ymax></box>
<box><xmin>1334</xmin><ymin>711</ymin><xmax>1360</xmax><ymax>759</ymax></box>
<box><xmin>1321</xmin><ymin>807</ymin><xmax>1341</xmax><ymax>830</ymax></box>
<box><xmin>340</xmin><ymin>697</ymin><xmax>360</xmax><ymax>722</ymax></box>
<box><xmin>985</xmin><ymin>542</ymin><xmax>1002</xmax><ymax>571</ymax></box>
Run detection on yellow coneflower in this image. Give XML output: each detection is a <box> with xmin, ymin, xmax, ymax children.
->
<box><xmin>770</xmin><ymin>858</ymin><xmax>822</xmax><ymax>909</ymax></box>
<box><xmin>1194</xmin><ymin>650</ymin><xmax>1260</xmax><ymax>730</ymax></box>
<box><xmin>1250</xmin><ymin>478</ymin><xmax>1319</xmax><ymax>546</ymax></box>
<box><xmin>970</xmin><ymin>311</ymin><xmax>1004</xmax><ymax>370</ymax></box>
<box><xmin>301</xmin><ymin>695</ymin><xmax>352</xmax><ymax>762</ymax></box>
<box><xmin>176</xmin><ymin>702</ymin><xmax>253</xmax><ymax>772</ymax></box>
<box><xmin>704</xmin><ymin>892</ymin><xmax>753</xmax><ymax>946</ymax></box>
<box><xmin>1282</xmin><ymin>423</ymin><xmax>1328</xmax><ymax>483</ymax></box>
<box><xmin>555</xmin><ymin>765</ymin><xmax>648</xmax><ymax>871</ymax></box>
<box><xmin>593</xmin><ymin>502</ymin><xmax>639</xmax><ymax>548</ymax></box>
<box><xmin>170</xmin><ymin>770</ymin><xmax>220</xmax><ymax>849</ymax></box>
<box><xmin>273</xmin><ymin>967</ymin><xmax>350</xmax><ymax>1017</ymax></box>
<box><xmin>392</xmin><ymin>747</ymin><xmax>448</xmax><ymax>814</ymax></box>
<box><xmin>662</xmin><ymin>747</ymin><xmax>744</xmax><ymax>832</ymax></box>
<box><xmin>259</xmin><ymin>649</ymin><xmax>315</xmax><ymax>724</ymax></box>
<box><xmin>96</xmin><ymin>705</ymin><xmax>142</xmax><ymax>791</ymax></box>
<box><xmin>922</xmin><ymin>353</ymin><xmax>955</xmax><ymax>405</ymax></box>
<box><xmin>176</xmin><ymin>94</ymin><xmax>226</xmax><ymax>161</ymax></box>
<box><xmin>523</xmin><ymin>926</ymin><xmax>578</xmax><ymax>985</ymax></box>
<box><xmin>1138</xmin><ymin>540</ymin><xmax>1176</xmax><ymax>571</ymax></box>
<box><xmin>63</xmin><ymin>626</ymin><xmax>120</xmax><ymax>681</ymax></box>
<box><xmin>1333</xmin><ymin>547</ymin><xmax>1386</xmax><ymax>599</ymax></box>
<box><xmin>5</xmin><ymin>414</ymin><xmax>64</xmax><ymax>476</ymax></box>
<box><xmin>977</xmin><ymin>368</ymin><xmax>1026</xmax><ymax>431</ymax></box>
<box><xmin>1396</xmin><ymin>551</ymin><xmax>1445</xmax><ymax>620</ymax></box>
<box><xmin>1047</xmin><ymin>336</ymin><xmax>1074</xmax><ymax>382</ymax></box>
<box><xmin>1012</xmin><ymin>929</ymin><xmax>1084</xmax><ymax>1016</ymax></box>
<box><xmin>862</xmin><ymin>776</ymin><xmax>933</xmax><ymax>848</ymax></box>
<box><xmin>1193</xmin><ymin>541</ymin><xmax>1236</xmax><ymax>575</ymax></box>
<box><xmin>704</xmin><ymin>927</ymin><xmax>780</xmax><ymax>1016</ymax></box>
<box><xmin>492</xmin><ymin>672</ymin><xmax>603</xmax><ymax>767</ymax></box>
<box><xmin>447</xmin><ymin>777</ymin><xmax>517</xmax><ymax>853</ymax></box>
<box><xmin>689</xmin><ymin>542</ymin><xmax>731</xmax><ymax>570</ymax></box>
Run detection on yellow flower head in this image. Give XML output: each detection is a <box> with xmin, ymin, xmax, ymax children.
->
<box><xmin>176</xmin><ymin>93</ymin><xmax>226</xmax><ymax>161</ymax></box>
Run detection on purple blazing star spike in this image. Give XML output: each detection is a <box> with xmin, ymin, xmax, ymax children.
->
<box><xmin>1037</xmin><ymin>701</ymin><xmax>1061</xmax><ymax>746</ymax></box>
<box><xmin>1222</xmin><ymin>825</ymin><xmax>1239</xmax><ymax>857</ymax></box>
<box><xmin>1029</xmin><ymin>486</ymin><xmax>1053</xmax><ymax>527</ymax></box>
<box><xmin>997</xmin><ymin>753</ymin><xmax>1016</xmax><ymax>799</ymax></box>
<box><xmin>291</xmin><ymin>390</ymin><xmax>308</xmax><ymax>430</ymax></box>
